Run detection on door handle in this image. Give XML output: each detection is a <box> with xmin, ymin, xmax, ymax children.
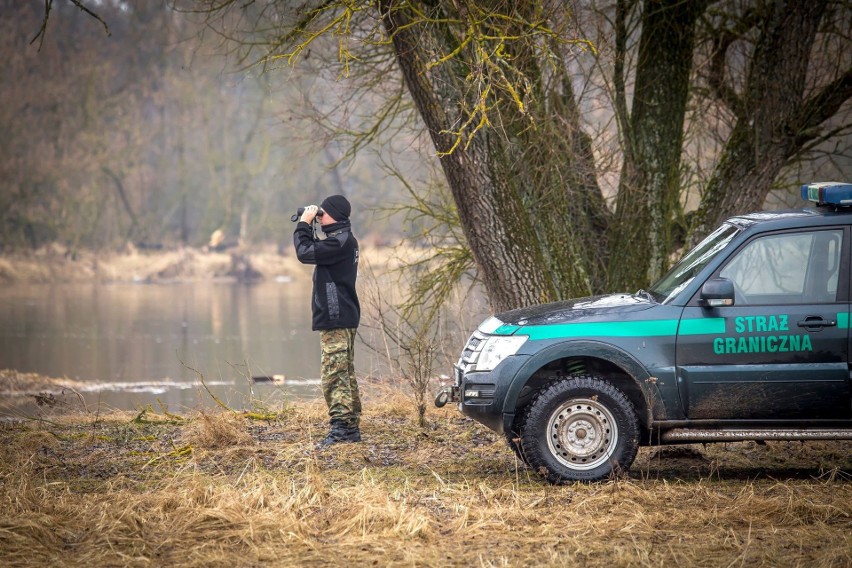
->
<box><xmin>796</xmin><ymin>316</ymin><xmax>837</xmax><ymax>330</ymax></box>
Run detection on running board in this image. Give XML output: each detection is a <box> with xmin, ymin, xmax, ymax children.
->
<box><xmin>659</xmin><ymin>428</ymin><xmax>852</xmax><ymax>444</ymax></box>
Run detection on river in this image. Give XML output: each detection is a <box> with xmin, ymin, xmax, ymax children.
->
<box><xmin>0</xmin><ymin>280</ymin><xmax>388</xmax><ymax>414</ymax></box>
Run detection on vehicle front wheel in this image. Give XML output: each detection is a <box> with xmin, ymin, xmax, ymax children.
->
<box><xmin>519</xmin><ymin>376</ymin><xmax>639</xmax><ymax>483</ymax></box>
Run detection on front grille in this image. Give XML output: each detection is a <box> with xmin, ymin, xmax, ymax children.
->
<box><xmin>458</xmin><ymin>332</ymin><xmax>486</xmax><ymax>367</ymax></box>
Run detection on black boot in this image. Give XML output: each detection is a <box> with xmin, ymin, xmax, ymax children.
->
<box><xmin>316</xmin><ymin>419</ymin><xmax>361</xmax><ymax>448</ymax></box>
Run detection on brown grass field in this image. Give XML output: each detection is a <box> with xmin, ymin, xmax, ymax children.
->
<box><xmin>1</xmin><ymin>378</ymin><xmax>851</xmax><ymax>567</ymax></box>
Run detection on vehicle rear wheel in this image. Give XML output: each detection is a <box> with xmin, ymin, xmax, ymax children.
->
<box><xmin>519</xmin><ymin>376</ymin><xmax>639</xmax><ymax>483</ymax></box>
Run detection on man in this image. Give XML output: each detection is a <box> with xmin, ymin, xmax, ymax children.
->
<box><xmin>293</xmin><ymin>195</ymin><xmax>361</xmax><ymax>447</ymax></box>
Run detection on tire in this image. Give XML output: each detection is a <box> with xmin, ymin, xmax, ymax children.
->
<box><xmin>519</xmin><ymin>376</ymin><xmax>639</xmax><ymax>483</ymax></box>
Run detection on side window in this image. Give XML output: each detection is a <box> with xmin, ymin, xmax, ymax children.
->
<box><xmin>719</xmin><ymin>229</ymin><xmax>842</xmax><ymax>305</ymax></box>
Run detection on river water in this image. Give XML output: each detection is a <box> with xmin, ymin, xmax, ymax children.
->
<box><xmin>0</xmin><ymin>280</ymin><xmax>389</xmax><ymax>414</ymax></box>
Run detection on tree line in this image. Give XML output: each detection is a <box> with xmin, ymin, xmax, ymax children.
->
<box><xmin>0</xmin><ymin>0</ymin><xmax>410</xmax><ymax>253</ymax></box>
<box><xmin>6</xmin><ymin>0</ymin><xmax>851</xmax><ymax>314</ymax></box>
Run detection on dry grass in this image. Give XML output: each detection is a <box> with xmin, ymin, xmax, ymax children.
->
<box><xmin>1</xmin><ymin>389</ymin><xmax>850</xmax><ymax>567</ymax></box>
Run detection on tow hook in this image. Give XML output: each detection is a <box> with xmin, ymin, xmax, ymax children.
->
<box><xmin>434</xmin><ymin>385</ymin><xmax>459</xmax><ymax>408</ymax></box>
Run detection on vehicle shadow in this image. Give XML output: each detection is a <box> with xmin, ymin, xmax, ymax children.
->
<box><xmin>630</xmin><ymin>440</ymin><xmax>852</xmax><ymax>482</ymax></box>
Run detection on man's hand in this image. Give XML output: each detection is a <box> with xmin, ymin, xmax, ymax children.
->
<box><xmin>300</xmin><ymin>205</ymin><xmax>319</xmax><ymax>224</ymax></box>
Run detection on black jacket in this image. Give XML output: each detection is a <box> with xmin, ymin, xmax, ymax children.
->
<box><xmin>293</xmin><ymin>221</ymin><xmax>360</xmax><ymax>331</ymax></box>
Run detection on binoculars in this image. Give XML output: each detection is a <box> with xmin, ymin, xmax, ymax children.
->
<box><xmin>290</xmin><ymin>207</ymin><xmax>324</xmax><ymax>222</ymax></box>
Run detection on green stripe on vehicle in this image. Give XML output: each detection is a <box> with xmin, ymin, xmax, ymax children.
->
<box><xmin>837</xmin><ymin>312</ymin><xmax>849</xmax><ymax>329</ymax></box>
<box><xmin>520</xmin><ymin>317</ymin><xmax>727</xmax><ymax>341</ymax></box>
<box><xmin>494</xmin><ymin>324</ymin><xmax>520</xmax><ymax>335</ymax></box>
<box><xmin>679</xmin><ymin>318</ymin><xmax>726</xmax><ymax>335</ymax></box>
<box><xmin>522</xmin><ymin>320</ymin><xmax>678</xmax><ymax>341</ymax></box>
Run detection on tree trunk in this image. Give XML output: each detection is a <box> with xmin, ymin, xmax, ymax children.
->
<box><xmin>380</xmin><ymin>1</ymin><xmax>558</xmax><ymax>312</ymax></box>
<box><xmin>102</xmin><ymin>166</ymin><xmax>138</xmax><ymax>241</ymax></box>
<box><xmin>606</xmin><ymin>0</ymin><xmax>705</xmax><ymax>291</ymax></box>
<box><xmin>689</xmin><ymin>0</ymin><xmax>833</xmax><ymax>244</ymax></box>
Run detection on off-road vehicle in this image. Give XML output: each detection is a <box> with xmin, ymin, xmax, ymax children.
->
<box><xmin>436</xmin><ymin>181</ymin><xmax>852</xmax><ymax>482</ymax></box>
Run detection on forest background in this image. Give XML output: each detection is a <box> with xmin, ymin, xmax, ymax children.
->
<box><xmin>1</xmin><ymin>1</ymin><xmax>419</xmax><ymax>257</ymax></box>
<box><xmin>1</xmin><ymin>0</ymin><xmax>850</xmax><ymax>312</ymax></box>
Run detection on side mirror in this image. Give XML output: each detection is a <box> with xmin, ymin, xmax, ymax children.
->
<box><xmin>700</xmin><ymin>277</ymin><xmax>735</xmax><ymax>307</ymax></box>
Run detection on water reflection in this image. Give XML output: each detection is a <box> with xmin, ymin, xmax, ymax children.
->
<box><xmin>0</xmin><ymin>281</ymin><xmax>381</xmax><ymax>412</ymax></box>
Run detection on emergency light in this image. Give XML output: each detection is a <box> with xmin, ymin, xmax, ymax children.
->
<box><xmin>801</xmin><ymin>182</ymin><xmax>852</xmax><ymax>206</ymax></box>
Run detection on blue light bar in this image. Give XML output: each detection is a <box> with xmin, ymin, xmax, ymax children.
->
<box><xmin>801</xmin><ymin>182</ymin><xmax>852</xmax><ymax>206</ymax></box>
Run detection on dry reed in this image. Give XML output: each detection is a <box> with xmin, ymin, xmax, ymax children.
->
<box><xmin>0</xmin><ymin>392</ymin><xmax>850</xmax><ymax>567</ymax></box>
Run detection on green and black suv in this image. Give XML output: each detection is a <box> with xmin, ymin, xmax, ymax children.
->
<box><xmin>437</xmin><ymin>182</ymin><xmax>852</xmax><ymax>482</ymax></box>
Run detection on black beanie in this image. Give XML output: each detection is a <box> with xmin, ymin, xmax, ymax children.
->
<box><xmin>321</xmin><ymin>194</ymin><xmax>351</xmax><ymax>222</ymax></box>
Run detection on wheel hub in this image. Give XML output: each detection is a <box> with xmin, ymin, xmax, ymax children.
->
<box><xmin>547</xmin><ymin>398</ymin><xmax>619</xmax><ymax>471</ymax></box>
<box><xmin>566</xmin><ymin>419</ymin><xmax>596</xmax><ymax>450</ymax></box>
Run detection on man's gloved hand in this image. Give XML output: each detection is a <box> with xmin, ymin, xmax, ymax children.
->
<box><xmin>300</xmin><ymin>204</ymin><xmax>319</xmax><ymax>224</ymax></box>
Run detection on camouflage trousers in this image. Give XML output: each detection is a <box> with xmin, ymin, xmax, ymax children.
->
<box><xmin>320</xmin><ymin>328</ymin><xmax>361</xmax><ymax>428</ymax></box>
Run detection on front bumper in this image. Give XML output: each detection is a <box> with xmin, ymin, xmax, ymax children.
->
<box><xmin>433</xmin><ymin>384</ymin><xmax>459</xmax><ymax>408</ymax></box>
<box><xmin>447</xmin><ymin>355</ymin><xmax>529</xmax><ymax>434</ymax></box>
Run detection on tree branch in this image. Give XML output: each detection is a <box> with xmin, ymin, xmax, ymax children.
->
<box><xmin>790</xmin><ymin>66</ymin><xmax>852</xmax><ymax>145</ymax></box>
<box><xmin>31</xmin><ymin>0</ymin><xmax>111</xmax><ymax>50</ymax></box>
<box><xmin>705</xmin><ymin>6</ymin><xmax>761</xmax><ymax>119</ymax></box>
<box><xmin>613</xmin><ymin>0</ymin><xmax>634</xmax><ymax>155</ymax></box>
<box><xmin>788</xmin><ymin>122</ymin><xmax>852</xmax><ymax>163</ymax></box>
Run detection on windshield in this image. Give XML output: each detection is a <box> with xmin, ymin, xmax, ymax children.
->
<box><xmin>649</xmin><ymin>223</ymin><xmax>741</xmax><ymax>304</ymax></box>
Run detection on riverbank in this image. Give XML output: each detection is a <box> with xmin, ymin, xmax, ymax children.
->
<box><xmin>0</xmin><ymin>244</ymin><xmax>273</xmax><ymax>284</ymax></box>
<box><xmin>0</xmin><ymin>242</ymin><xmax>414</xmax><ymax>284</ymax></box>
<box><xmin>1</xmin><ymin>377</ymin><xmax>850</xmax><ymax>567</ymax></box>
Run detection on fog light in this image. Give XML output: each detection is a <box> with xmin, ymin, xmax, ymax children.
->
<box><xmin>464</xmin><ymin>384</ymin><xmax>496</xmax><ymax>403</ymax></box>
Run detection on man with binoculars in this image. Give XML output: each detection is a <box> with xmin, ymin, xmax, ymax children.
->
<box><xmin>293</xmin><ymin>195</ymin><xmax>362</xmax><ymax>447</ymax></box>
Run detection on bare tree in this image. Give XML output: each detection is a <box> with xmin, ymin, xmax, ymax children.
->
<box><xmin>360</xmin><ymin>263</ymin><xmax>443</xmax><ymax>428</ymax></box>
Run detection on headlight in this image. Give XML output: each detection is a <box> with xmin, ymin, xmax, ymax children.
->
<box><xmin>477</xmin><ymin>316</ymin><xmax>504</xmax><ymax>334</ymax></box>
<box><xmin>476</xmin><ymin>335</ymin><xmax>527</xmax><ymax>371</ymax></box>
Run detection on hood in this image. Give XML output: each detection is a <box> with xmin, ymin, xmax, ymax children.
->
<box><xmin>495</xmin><ymin>293</ymin><xmax>655</xmax><ymax>327</ymax></box>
